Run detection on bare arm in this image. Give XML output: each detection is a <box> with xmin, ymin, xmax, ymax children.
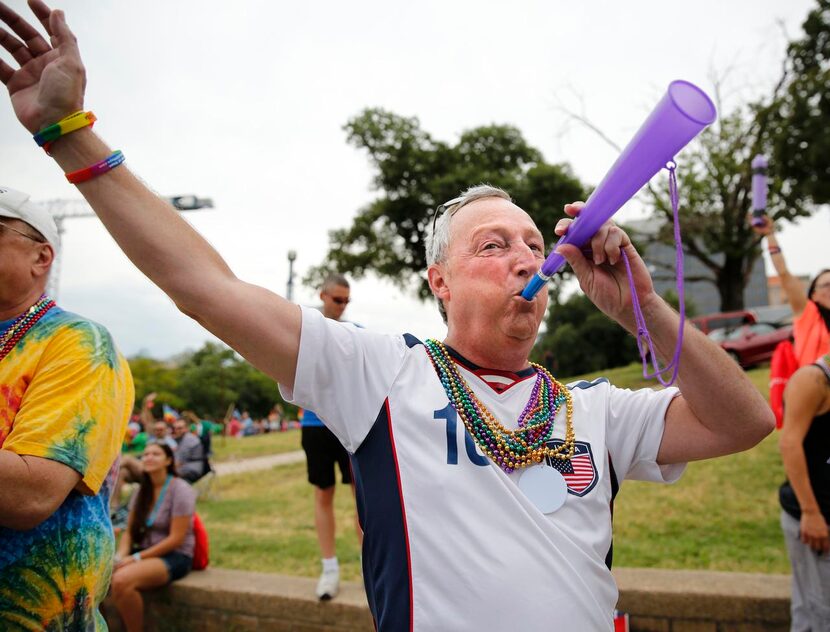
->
<box><xmin>780</xmin><ymin>366</ymin><xmax>830</xmax><ymax>553</ymax></box>
<box><xmin>637</xmin><ymin>300</ymin><xmax>774</xmax><ymax>463</ymax></box>
<box><xmin>0</xmin><ymin>2</ymin><xmax>301</xmax><ymax>389</ymax></box>
<box><xmin>132</xmin><ymin>515</ymin><xmax>191</xmax><ymax>559</ymax></box>
<box><xmin>0</xmin><ymin>451</ymin><xmax>82</xmax><ymax>530</ymax></box>
<box><xmin>557</xmin><ymin>203</ymin><xmax>774</xmax><ymax>464</ymax></box>
<box><xmin>115</xmin><ymin>514</ymin><xmax>191</xmax><ymax>569</ymax></box>
<box><xmin>139</xmin><ymin>392</ymin><xmax>156</xmax><ymax>429</ymax></box>
<box><xmin>752</xmin><ymin>216</ymin><xmax>807</xmax><ymax>317</ymax></box>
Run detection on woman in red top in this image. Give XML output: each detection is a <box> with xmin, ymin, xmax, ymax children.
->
<box><xmin>754</xmin><ymin>217</ymin><xmax>829</xmax><ymax>366</ymax></box>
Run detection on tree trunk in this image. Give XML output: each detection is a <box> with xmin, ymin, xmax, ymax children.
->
<box><xmin>716</xmin><ymin>256</ymin><xmax>747</xmax><ymax>311</ymax></box>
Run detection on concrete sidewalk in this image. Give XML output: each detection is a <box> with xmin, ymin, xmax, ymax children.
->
<box><xmin>213</xmin><ymin>450</ymin><xmax>304</xmax><ymax>476</ymax></box>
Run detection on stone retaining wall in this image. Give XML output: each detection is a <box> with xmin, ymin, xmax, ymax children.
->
<box><xmin>102</xmin><ymin>567</ymin><xmax>791</xmax><ymax>631</ymax></box>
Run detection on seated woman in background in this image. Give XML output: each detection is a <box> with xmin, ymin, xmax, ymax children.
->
<box><xmin>754</xmin><ymin>216</ymin><xmax>829</xmax><ymax>365</ymax></box>
<box><xmin>111</xmin><ymin>443</ymin><xmax>197</xmax><ymax>632</ymax></box>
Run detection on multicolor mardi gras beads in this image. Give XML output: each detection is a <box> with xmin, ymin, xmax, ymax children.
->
<box><xmin>424</xmin><ymin>339</ymin><xmax>575</xmax><ymax>474</ymax></box>
<box><xmin>0</xmin><ymin>295</ymin><xmax>55</xmax><ymax>362</ymax></box>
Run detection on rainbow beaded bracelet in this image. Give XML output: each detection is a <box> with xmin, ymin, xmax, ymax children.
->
<box><xmin>33</xmin><ymin>110</ymin><xmax>96</xmax><ymax>152</ymax></box>
<box><xmin>65</xmin><ymin>150</ymin><xmax>125</xmax><ymax>185</ymax></box>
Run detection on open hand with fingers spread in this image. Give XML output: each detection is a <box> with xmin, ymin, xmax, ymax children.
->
<box><xmin>0</xmin><ymin>0</ymin><xmax>85</xmax><ymax>133</ymax></box>
<box><xmin>554</xmin><ymin>201</ymin><xmax>657</xmax><ymax>331</ymax></box>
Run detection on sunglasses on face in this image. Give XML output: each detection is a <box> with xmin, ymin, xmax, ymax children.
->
<box><xmin>330</xmin><ymin>296</ymin><xmax>350</xmax><ymax>305</ymax></box>
<box><xmin>0</xmin><ymin>220</ymin><xmax>45</xmax><ymax>243</ymax></box>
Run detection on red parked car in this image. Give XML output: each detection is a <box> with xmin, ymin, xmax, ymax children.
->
<box><xmin>707</xmin><ymin>323</ymin><xmax>793</xmax><ymax>368</ymax></box>
<box><xmin>692</xmin><ymin>310</ymin><xmax>756</xmax><ymax>335</ymax></box>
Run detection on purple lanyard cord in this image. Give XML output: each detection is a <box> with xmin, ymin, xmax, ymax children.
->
<box><xmin>620</xmin><ymin>162</ymin><xmax>685</xmax><ymax>387</ymax></box>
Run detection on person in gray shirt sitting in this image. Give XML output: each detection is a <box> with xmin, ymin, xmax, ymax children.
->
<box><xmin>171</xmin><ymin>418</ymin><xmax>206</xmax><ymax>483</ymax></box>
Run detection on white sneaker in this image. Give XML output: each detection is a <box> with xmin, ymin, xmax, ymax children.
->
<box><xmin>316</xmin><ymin>568</ymin><xmax>340</xmax><ymax>600</ymax></box>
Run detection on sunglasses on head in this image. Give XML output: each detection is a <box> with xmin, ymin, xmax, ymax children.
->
<box><xmin>430</xmin><ymin>196</ymin><xmax>465</xmax><ymax>235</ymax></box>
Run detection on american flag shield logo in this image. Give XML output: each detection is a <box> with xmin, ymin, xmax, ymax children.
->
<box><xmin>544</xmin><ymin>440</ymin><xmax>598</xmax><ymax>496</ymax></box>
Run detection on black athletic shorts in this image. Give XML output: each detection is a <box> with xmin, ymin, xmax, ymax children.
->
<box><xmin>301</xmin><ymin>425</ymin><xmax>352</xmax><ymax>488</ymax></box>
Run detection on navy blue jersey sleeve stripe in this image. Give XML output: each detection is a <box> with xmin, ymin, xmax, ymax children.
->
<box><xmin>569</xmin><ymin>377</ymin><xmax>610</xmax><ymax>390</ymax></box>
<box><xmin>605</xmin><ymin>453</ymin><xmax>620</xmax><ymax>570</ymax></box>
<box><xmin>351</xmin><ymin>400</ymin><xmax>413</xmax><ymax>631</ymax></box>
<box><xmin>403</xmin><ymin>333</ymin><xmax>422</xmax><ymax>349</ymax></box>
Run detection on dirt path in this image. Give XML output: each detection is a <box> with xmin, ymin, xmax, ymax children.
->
<box><xmin>213</xmin><ymin>450</ymin><xmax>305</xmax><ymax>476</ymax></box>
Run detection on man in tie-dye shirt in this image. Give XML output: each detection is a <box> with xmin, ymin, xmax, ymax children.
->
<box><xmin>0</xmin><ymin>187</ymin><xmax>133</xmax><ymax>631</ymax></box>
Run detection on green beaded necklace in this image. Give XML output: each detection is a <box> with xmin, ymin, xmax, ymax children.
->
<box><xmin>424</xmin><ymin>339</ymin><xmax>575</xmax><ymax>474</ymax></box>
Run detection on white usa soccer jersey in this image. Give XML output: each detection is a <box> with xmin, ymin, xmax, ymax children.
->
<box><xmin>281</xmin><ymin>308</ymin><xmax>684</xmax><ymax>631</ymax></box>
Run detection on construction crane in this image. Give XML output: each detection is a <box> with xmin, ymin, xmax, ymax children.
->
<box><xmin>41</xmin><ymin>195</ymin><xmax>214</xmax><ymax>299</ymax></box>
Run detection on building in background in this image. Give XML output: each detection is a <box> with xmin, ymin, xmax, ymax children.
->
<box><xmin>626</xmin><ymin>219</ymin><xmax>768</xmax><ymax>316</ymax></box>
<box><xmin>767</xmin><ymin>274</ymin><xmax>811</xmax><ymax>306</ymax></box>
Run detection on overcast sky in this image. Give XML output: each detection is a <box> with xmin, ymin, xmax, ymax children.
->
<box><xmin>1</xmin><ymin>0</ymin><xmax>826</xmax><ymax>358</ymax></box>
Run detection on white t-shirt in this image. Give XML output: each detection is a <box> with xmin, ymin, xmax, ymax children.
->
<box><xmin>281</xmin><ymin>307</ymin><xmax>684</xmax><ymax>631</ymax></box>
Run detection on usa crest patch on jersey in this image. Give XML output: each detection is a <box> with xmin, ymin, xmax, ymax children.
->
<box><xmin>544</xmin><ymin>439</ymin><xmax>598</xmax><ymax>496</ymax></box>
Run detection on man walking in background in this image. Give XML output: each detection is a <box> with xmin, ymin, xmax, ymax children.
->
<box><xmin>301</xmin><ymin>274</ymin><xmax>362</xmax><ymax>599</ymax></box>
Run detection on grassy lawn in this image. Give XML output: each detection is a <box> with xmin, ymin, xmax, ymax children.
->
<box><xmin>198</xmin><ymin>462</ymin><xmax>363</xmax><ymax>581</ymax></box>
<box><xmin>564</xmin><ymin>362</ymin><xmax>770</xmax><ymax>394</ymax></box>
<box><xmin>199</xmin><ymin>363</ymin><xmax>786</xmax><ymax>577</ymax></box>
<box><xmin>211</xmin><ymin>430</ymin><xmax>302</xmax><ymax>463</ymax></box>
<box><xmin>614</xmin><ymin>431</ymin><xmax>787</xmax><ymax>573</ymax></box>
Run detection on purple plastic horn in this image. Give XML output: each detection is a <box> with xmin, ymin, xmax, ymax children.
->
<box><xmin>522</xmin><ymin>80</ymin><xmax>717</xmax><ymax>300</ymax></box>
<box><xmin>750</xmin><ymin>154</ymin><xmax>768</xmax><ymax>227</ymax></box>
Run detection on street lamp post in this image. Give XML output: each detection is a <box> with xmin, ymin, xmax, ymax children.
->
<box><xmin>287</xmin><ymin>250</ymin><xmax>297</xmax><ymax>302</ymax></box>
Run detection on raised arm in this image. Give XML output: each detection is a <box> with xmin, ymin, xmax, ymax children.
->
<box><xmin>751</xmin><ymin>215</ymin><xmax>807</xmax><ymax>317</ymax></box>
<box><xmin>0</xmin><ymin>1</ymin><xmax>301</xmax><ymax>389</ymax></box>
<box><xmin>556</xmin><ymin>203</ymin><xmax>774</xmax><ymax>464</ymax></box>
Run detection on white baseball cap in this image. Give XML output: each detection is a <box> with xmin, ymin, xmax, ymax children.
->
<box><xmin>0</xmin><ymin>186</ymin><xmax>59</xmax><ymax>247</ymax></box>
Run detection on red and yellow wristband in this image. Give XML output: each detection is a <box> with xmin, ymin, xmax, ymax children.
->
<box><xmin>65</xmin><ymin>150</ymin><xmax>126</xmax><ymax>185</ymax></box>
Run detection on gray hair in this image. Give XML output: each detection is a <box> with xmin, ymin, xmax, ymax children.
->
<box><xmin>425</xmin><ymin>184</ymin><xmax>512</xmax><ymax>322</ymax></box>
<box><xmin>425</xmin><ymin>184</ymin><xmax>512</xmax><ymax>266</ymax></box>
<box><xmin>321</xmin><ymin>273</ymin><xmax>350</xmax><ymax>292</ymax></box>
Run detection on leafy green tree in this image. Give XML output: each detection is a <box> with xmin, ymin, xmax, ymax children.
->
<box><xmin>306</xmin><ymin>108</ymin><xmax>586</xmax><ymax>297</ymax></box>
<box><xmin>176</xmin><ymin>343</ymin><xmax>240</xmax><ymax>420</ymax></box>
<box><xmin>127</xmin><ymin>356</ymin><xmax>184</xmax><ymax>411</ymax></box>
<box><xmin>532</xmin><ymin>293</ymin><xmax>638</xmax><ymax>377</ymax></box>
<box><xmin>642</xmin><ymin>1</ymin><xmax>828</xmax><ymax>311</ymax></box>
<box><xmin>767</xmin><ymin>0</ymin><xmax>830</xmax><ymax>204</ymax></box>
<box><xmin>226</xmin><ymin>359</ymin><xmax>283</xmax><ymax>419</ymax></box>
<box><xmin>129</xmin><ymin>342</ymin><xmax>292</xmax><ymax>420</ymax></box>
